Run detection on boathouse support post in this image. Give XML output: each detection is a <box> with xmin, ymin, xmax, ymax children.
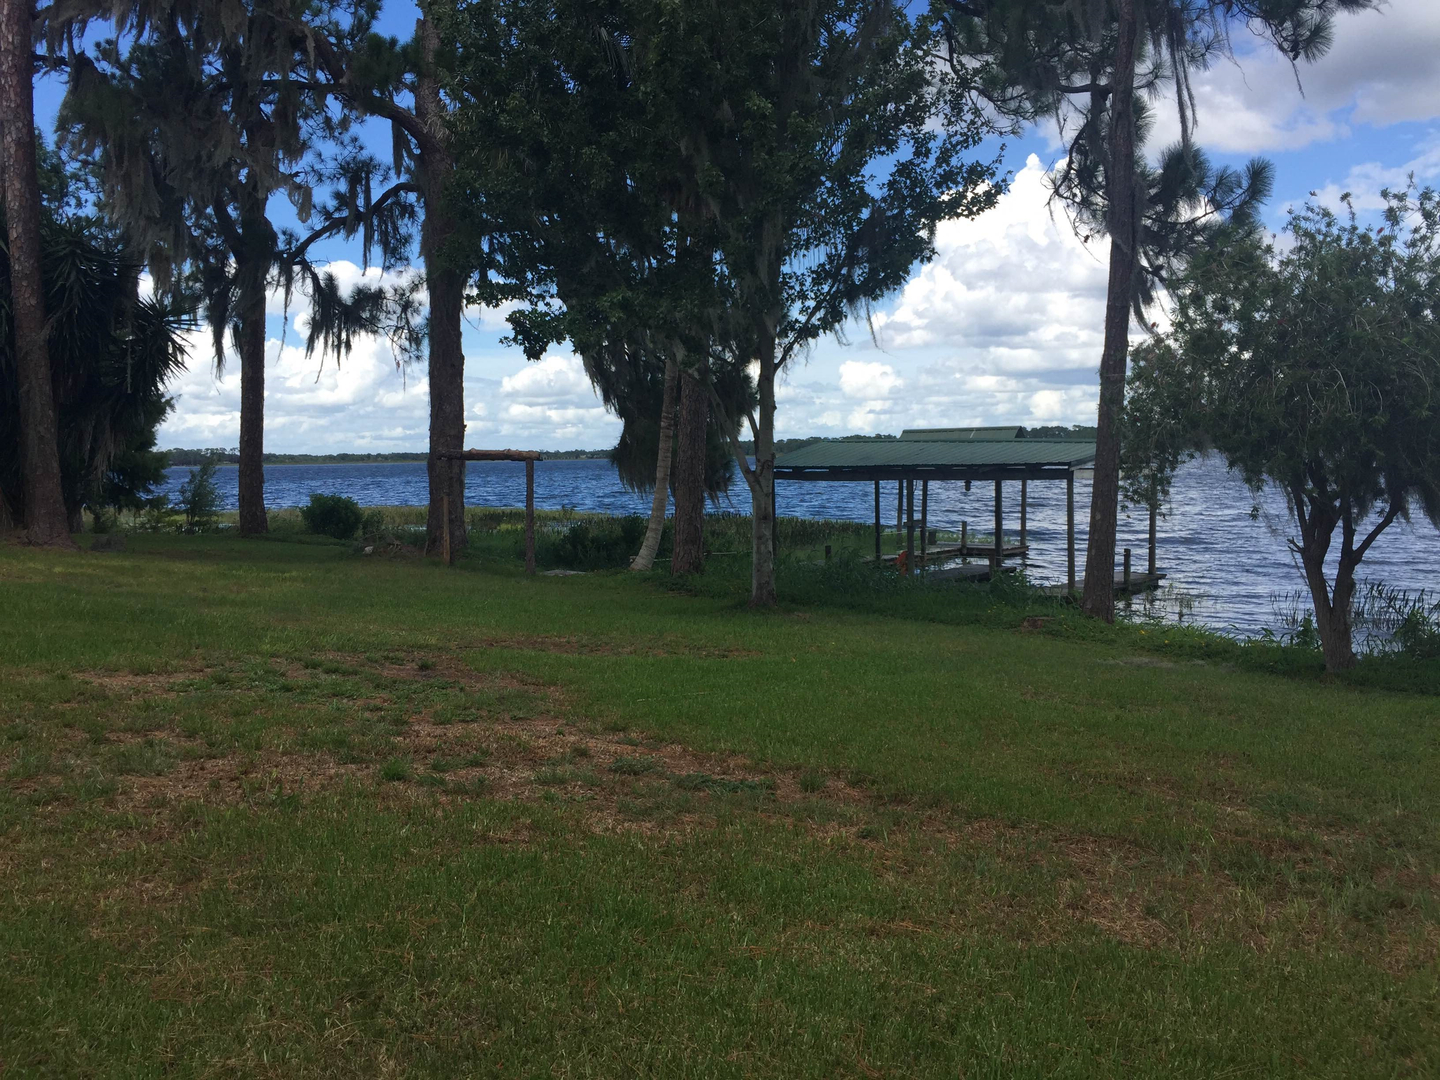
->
<box><xmin>904</xmin><ymin>479</ymin><xmax>916</xmax><ymax>573</ymax></box>
<box><xmin>1148</xmin><ymin>500</ymin><xmax>1157</xmax><ymax>576</ymax></box>
<box><xmin>896</xmin><ymin>481</ymin><xmax>902</xmax><ymax>534</ymax></box>
<box><xmin>1020</xmin><ymin>479</ymin><xmax>1027</xmax><ymax>562</ymax></box>
<box><xmin>873</xmin><ymin>480</ymin><xmax>881</xmax><ymax>562</ymax></box>
<box><xmin>993</xmin><ymin>480</ymin><xmax>1003</xmax><ymax>570</ymax></box>
<box><xmin>1066</xmin><ymin>471</ymin><xmax>1076</xmax><ymax>595</ymax></box>
<box><xmin>920</xmin><ymin>481</ymin><xmax>929</xmax><ymax>565</ymax></box>
<box><xmin>525</xmin><ymin>459</ymin><xmax>536</xmax><ymax>575</ymax></box>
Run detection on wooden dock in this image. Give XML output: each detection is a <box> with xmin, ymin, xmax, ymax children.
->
<box><xmin>1040</xmin><ymin>571</ymin><xmax>1167</xmax><ymax>598</ymax></box>
<box><xmin>874</xmin><ymin>542</ymin><xmax>1029</xmax><ymax>566</ymax></box>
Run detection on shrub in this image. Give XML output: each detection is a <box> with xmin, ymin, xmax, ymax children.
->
<box><xmin>539</xmin><ymin>516</ymin><xmax>651</xmax><ymax>570</ymax></box>
<box><xmin>177</xmin><ymin>456</ymin><xmax>222</xmax><ymax>530</ymax></box>
<box><xmin>300</xmin><ymin>493</ymin><xmax>365</xmax><ymax>540</ymax></box>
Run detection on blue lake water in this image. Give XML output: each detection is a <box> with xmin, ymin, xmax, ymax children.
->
<box><xmin>156</xmin><ymin>457</ymin><xmax>1440</xmax><ymax>639</ymax></box>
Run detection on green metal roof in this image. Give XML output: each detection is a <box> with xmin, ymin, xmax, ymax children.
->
<box><xmin>899</xmin><ymin>426</ymin><xmax>1022</xmax><ymax>441</ymax></box>
<box><xmin>775</xmin><ymin>438</ymin><xmax>1096</xmax><ymax>470</ymax></box>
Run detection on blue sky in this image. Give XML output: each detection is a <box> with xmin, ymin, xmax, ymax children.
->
<box><xmin>35</xmin><ymin>0</ymin><xmax>1440</xmax><ymax>452</ymax></box>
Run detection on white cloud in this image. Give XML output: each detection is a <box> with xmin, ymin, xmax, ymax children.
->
<box><xmin>499</xmin><ymin>353</ymin><xmax>599</xmax><ymax>405</ymax></box>
<box><xmin>838</xmin><ymin>360</ymin><xmax>902</xmax><ymax>399</ymax></box>
<box><xmin>874</xmin><ymin>154</ymin><xmax>1110</xmax><ymax>372</ymax></box>
<box><xmin>1311</xmin><ymin>132</ymin><xmax>1440</xmax><ymax>210</ymax></box>
<box><xmin>771</xmin><ymin>155</ymin><xmax>1117</xmax><ymax>437</ymax></box>
<box><xmin>1144</xmin><ymin>0</ymin><xmax>1440</xmax><ymax>153</ymax></box>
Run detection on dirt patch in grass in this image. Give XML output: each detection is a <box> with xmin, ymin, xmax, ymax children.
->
<box><xmin>15</xmin><ymin>649</ymin><xmax>1437</xmax><ymax>969</ymax></box>
<box><xmin>466</xmin><ymin>635</ymin><xmax>762</xmax><ymax>661</ymax></box>
<box><xmin>77</xmin><ymin>668</ymin><xmax>214</xmax><ymax>698</ymax></box>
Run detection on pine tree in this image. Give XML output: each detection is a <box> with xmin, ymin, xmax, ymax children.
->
<box><xmin>935</xmin><ymin>0</ymin><xmax>1380</xmax><ymax>620</ymax></box>
<box><xmin>1</xmin><ymin>0</ymin><xmax>72</xmax><ymax>545</ymax></box>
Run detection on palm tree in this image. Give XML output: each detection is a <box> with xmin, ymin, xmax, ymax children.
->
<box><xmin>0</xmin><ymin>0</ymin><xmax>71</xmax><ymax>545</ymax></box>
<box><xmin>936</xmin><ymin>0</ymin><xmax>1379</xmax><ymax>620</ymax></box>
<box><xmin>2</xmin><ymin>164</ymin><xmax>189</xmax><ymax>528</ymax></box>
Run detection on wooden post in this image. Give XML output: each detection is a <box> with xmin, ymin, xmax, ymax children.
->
<box><xmin>524</xmin><ymin>459</ymin><xmax>535</xmax><ymax>575</ymax></box>
<box><xmin>442</xmin><ymin>492</ymin><xmax>451</xmax><ymax>566</ymax></box>
<box><xmin>1123</xmin><ymin>547</ymin><xmax>1132</xmax><ymax>591</ymax></box>
<box><xmin>873</xmin><ymin>479</ymin><xmax>881</xmax><ymax>562</ymax></box>
<box><xmin>904</xmin><ymin>479</ymin><xmax>915</xmax><ymax>574</ymax></box>
<box><xmin>1148</xmin><ymin>500</ymin><xmax>1157</xmax><ymax>576</ymax></box>
<box><xmin>1066</xmin><ymin>471</ymin><xmax>1076</xmax><ymax>595</ymax></box>
<box><xmin>1019</xmin><ymin>479</ymin><xmax>1028</xmax><ymax>560</ymax></box>
<box><xmin>961</xmin><ymin>520</ymin><xmax>968</xmax><ymax>559</ymax></box>
<box><xmin>992</xmin><ymin>479</ymin><xmax>1003</xmax><ymax>569</ymax></box>
<box><xmin>919</xmin><ymin>480</ymin><xmax>929</xmax><ymax>565</ymax></box>
<box><xmin>896</xmin><ymin>480</ymin><xmax>902</xmax><ymax>534</ymax></box>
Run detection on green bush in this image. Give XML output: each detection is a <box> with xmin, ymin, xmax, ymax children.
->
<box><xmin>299</xmin><ymin>494</ymin><xmax>365</xmax><ymax>540</ymax></box>
<box><xmin>538</xmin><ymin>516</ymin><xmax>652</xmax><ymax>570</ymax></box>
<box><xmin>177</xmin><ymin>456</ymin><xmax>222</xmax><ymax>531</ymax></box>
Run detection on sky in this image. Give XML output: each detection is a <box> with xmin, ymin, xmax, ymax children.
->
<box><xmin>35</xmin><ymin>0</ymin><xmax>1440</xmax><ymax>453</ymax></box>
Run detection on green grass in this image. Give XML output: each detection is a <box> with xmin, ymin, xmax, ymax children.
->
<box><xmin>1</xmin><ymin>532</ymin><xmax>1438</xmax><ymax>1077</ymax></box>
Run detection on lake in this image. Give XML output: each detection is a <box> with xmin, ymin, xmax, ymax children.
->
<box><xmin>156</xmin><ymin>456</ymin><xmax>1440</xmax><ymax>639</ymax></box>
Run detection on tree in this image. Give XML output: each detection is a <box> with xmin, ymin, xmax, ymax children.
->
<box><xmin>444</xmin><ymin>0</ymin><xmax>745</xmax><ymax>573</ymax></box>
<box><xmin>453</xmin><ymin>0</ymin><xmax>993</xmax><ymax>600</ymax></box>
<box><xmin>296</xmin><ymin>2</ymin><xmax>514</xmax><ymax>562</ymax></box>
<box><xmin>1</xmin><ymin>0</ymin><xmax>71</xmax><ymax>544</ymax></box>
<box><xmin>936</xmin><ymin>0</ymin><xmax>1378</xmax><ymax>621</ymax></box>
<box><xmin>1</xmin><ymin>203</ymin><xmax>189</xmax><ymax>529</ymax></box>
<box><xmin>1128</xmin><ymin>189</ymin><xmax>1440</xmax><ymax>671</ymax></box>
<box><xmin>60</xmin><ymin>0</ymin><xmax>406</xmax><ymax>537</ymax></box>
<box><xmin>699</xmin><ymin>1</ymin><xmax>998</xmax><ymax>605</ymax></box>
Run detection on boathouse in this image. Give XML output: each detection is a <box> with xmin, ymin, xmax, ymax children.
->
<box><xmin>773</xmin><ymin>427</ymin><xmax>1151</xmax><ymax>592</ymax></box>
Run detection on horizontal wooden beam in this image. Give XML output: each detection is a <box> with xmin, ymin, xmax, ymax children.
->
<box><xmin>435</xmin><ymin>449</ymin><xmax>544</xmax><ymax>462</ymax></box>
<box><xmin>774</xmin><ymin>466</ymin><xmax>1078</xmax><ymax>483</ymax></box>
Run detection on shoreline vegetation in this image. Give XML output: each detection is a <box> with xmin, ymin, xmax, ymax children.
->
<box><xmin>162</xmin><ymin>426</ymin><xmax>1100</xmax><ymax>468</ymax></box>
<box><xmin>2</xmin><ymin>531</ymin><xmax>1437</xmax><ymax>1075</ymax></box>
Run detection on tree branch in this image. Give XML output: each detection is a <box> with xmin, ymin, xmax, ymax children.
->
<box><xmin>283</xmin><ymin>180</ymin><xmax>421</xmax><ymax>266</ymax></box>
<box><xmin>1352</xmin><ymin>498</ymin><xmax>1403</xmax><ymax>564</ymax></box>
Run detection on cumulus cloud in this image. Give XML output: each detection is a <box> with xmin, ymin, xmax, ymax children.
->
<box><xmin>838</xmin><ymin>361</ymin><xmax>903</xmax><ymax>399</ymax></box>
<box><xmin>759</xmin><ymin>156</ymin><xmax>1116</xmax><ymax>436</ymax></box>
<box><xmin>874</xmin><ymin>155</ymin><xmax>1110</xmax><ymax>371</ymax></box>
<box><xmin>1144</xmin><ymin>0</ymin><xmax>1440</xmax><ymax>153</ymax></box>
<box><xmin>159</xmin><ymin>329</ymin><xmax>621</xmax><ymax>453</ymax></box>
<box><xmin>1310</xmin><ymin>132</ymin><xmax>1440</xmax><ymax>210</ymax></box>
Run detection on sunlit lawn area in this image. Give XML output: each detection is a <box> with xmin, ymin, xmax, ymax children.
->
<box><xmin>1</xmin><ymin>534</ymin><xmax>1437</xmax><ymax>1076</ymax></box>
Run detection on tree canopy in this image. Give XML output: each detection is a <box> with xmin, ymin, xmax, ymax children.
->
<box><xmin>1126</xmin><ymin>188</ymin><xmax>1440</xmax><ymax>670</ymax></box>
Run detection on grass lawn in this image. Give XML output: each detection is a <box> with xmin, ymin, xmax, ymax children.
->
<box><xmin>1</xmin><ymin>533</ymin><xmax>1437</xmax><ymax>1077</ymax></box>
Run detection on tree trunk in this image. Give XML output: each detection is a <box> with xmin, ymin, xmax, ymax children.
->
<box><xmin>1</xmin><ymin>0</ymin><xmax>73</xmax><ymax>548</ymax></box>
<box><xmin>670</xmin><ymin>362</ymin><xmax>708</xmax><ymax>575</ymax></box>
<box><xmin>1300</xmin><ymin>543</ymin><xmax>1357</xmax><ymax>672</ymax></box>
<box><xmin>1080</xmin><ymin>0</ymin><xmax>1140</xmax><ymax>622</ymax></box>
<box><xmin>235</xmin><ymin>273</ymin><xmax>269</xmax><ymax>536</ymax></box>
<box><xmin>748</xmin><ymin>334</ymin><xmax>778</xmax><ymax>607</ymax></box>
<box><xmin>417</xmin><ymin>16</ymin><xmax>467</xmax><ymax>563</ymax></box>
<box><xmin>632</xmin><ymin>350</ymin><xmax>680</xmax><ymax>571</ymax></box>
<box><xmin>424</xmin><ymin>259</ymin><xmax>467</xmax><ymax>562</ymax></box>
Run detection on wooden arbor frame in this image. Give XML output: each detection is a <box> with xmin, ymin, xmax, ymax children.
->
<box><xmin>434</xmin><ymin>449</ymin><xmax>544</xmax><ymax>572</ymax></box>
